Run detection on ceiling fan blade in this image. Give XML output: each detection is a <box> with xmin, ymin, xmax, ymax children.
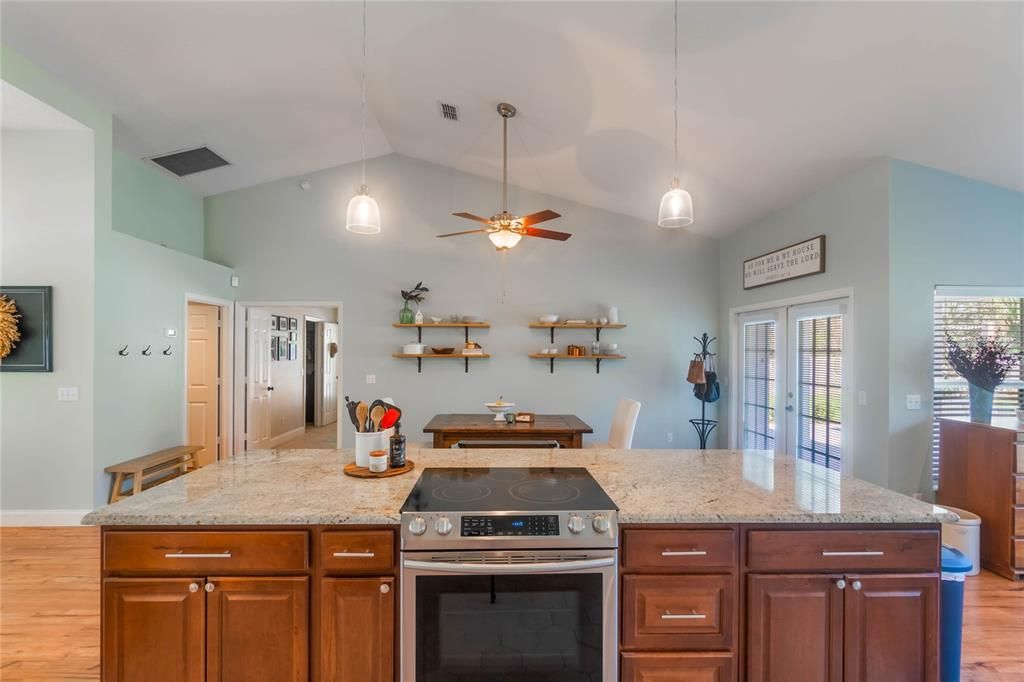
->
<box><xmin>523</xmin><ymin>227</ymin><xmax>572</xmax><ymax>241</ymax></box>
<box><xmin>520</xmin><ymin>209</ymin><xmax>561</xmax><ymax>227</ymax></box>
<box><xmin>436</xmin><ymin>229</ymin><xmax>488</xmax><ymax>238</ymax></box>
<box><xmin>452</xmin><ymin>212</ymin><xmax>493</xmax><ymax>224</ymax></box>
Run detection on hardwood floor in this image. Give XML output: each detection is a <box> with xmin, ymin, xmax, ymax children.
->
<box><xmin>278</xmin><ymin>423</ymin><xmax>338</xmax><ymax>449</ymax></box>
<box><xmin>1</xmin><ymin>527</ymin><xmax>1021</xmax><ymax>680</ymax></box>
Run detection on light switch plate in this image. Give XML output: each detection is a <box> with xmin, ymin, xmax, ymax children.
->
<box><xmin>165</xmin><ymin>328</ymin><xmax>177</xmax><ymax>338</ymax></box>
<box><xmin>906</xmin><ymin>394</ymin><xmax>922</xmax><ymax>410</ymax></box>
<box><xmin>57</xmin><ymin>387</ymin><xmax>79</xmax><ymax>402</ymax></box>
<box><xmin>366</xmin><ymin>374</ymin><xmax>376</xmax><ymax>384</ymax></box>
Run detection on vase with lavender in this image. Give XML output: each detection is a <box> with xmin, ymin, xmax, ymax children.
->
<box><xmin>399</xmin><ymin>282</ymin><xmax>428</xmax><ymax>324</ymax></box>
<box><xmin>946</xmin><ymin>334</ymin><xmax>1022</xmax><ymax>423</ymax></box>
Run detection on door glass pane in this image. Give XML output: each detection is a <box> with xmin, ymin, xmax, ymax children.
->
<box><xmin>742</xmin><ymin>321</ymin><xmax>777</xmax><ymax>450</ymax></box>
<box><xmin>797</xmin><ymin>315</ymin><xmax>843</xmax><ymax>470</ymax></box>
<box><xmin>415</xmin><ymin>573</ymin><xmax>603</xmax><ymax>681</ymax></box>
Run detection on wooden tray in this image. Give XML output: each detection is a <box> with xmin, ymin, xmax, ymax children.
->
<box><xmin>343</xmin><ymin>460</ymin><xmax>416</xmax><ymax>479</ymax></box>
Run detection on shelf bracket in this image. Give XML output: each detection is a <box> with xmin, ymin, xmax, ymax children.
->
<box><xmin>417</xmin><ymin>327</ymin><xmax>422</xmax><ymax>343</ymax></box>
<box><xmin>465</xmin><ymin>357</ymin><xmax>470</xmax><ymax>373</ymax></box>
<box><xmin>417</xmin><ymin>357</ymin><xmax>422</xmax><ymax>374</ymax></box>
<box><xmin>465</xmin><ymin>326</ymin><xmax>470</xmax><ymax>344</ymax></box>
<box><xmin>549</xmin><ymin>327</ymin><xmax>555</xmax><ymax>344</ymax></box>
<box><xmin>595</xmin><ymin>327</ymin><xmax>602</xmax><ymax>343</ymax></box>
<box><xmin>549</xmin><ymin>357</ymin><xmax>555</xmax><ymax>374</ymax></box>
<box><xmin>596</xmin><ymin>358</ymin><xmax>601</xmax><ymax>374</ymax></box>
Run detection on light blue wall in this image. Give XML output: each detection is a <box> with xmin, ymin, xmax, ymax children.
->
<box><xmin>888</xmin><ymin>160</ymin><xmax>1024</xmax><ymax>495</ymax></box>
<box><xmin>718</xmin><ymin>160</ymin><xmax>892</xmax><ymax>487</ymax></box>
<box><xmin>112</xmin><ymin>150</ymin><xmax>205</xmax><ymax>258</ymax></box>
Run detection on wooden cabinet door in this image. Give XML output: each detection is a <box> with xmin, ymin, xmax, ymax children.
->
<box><xmin>320</xmin><ymin>577</ymin><xmax>395</xmax><ymax>682</ymax></box>
<box><xmin>622</xmin><ymin>652</ymin><xmax>734</xmax><ymax>681</ymax></box>
<box><xmin>206</xmin><ymin>576</ymin><xmax>309</xmax><ymax>682</ymax></box>
<box><xmin>843</xmin><ymin>574</ymin><xmax>939</xmax><ymax>682</ymax></box>
<box><xmin>102</xmin><ymin>578</ymin><xmax>204</xmax><ymax>682</ymax></box>
<box><xmin>746</xmin><ymin>575</ymin><xmax>843</xmax><ymax>682</ymax></box>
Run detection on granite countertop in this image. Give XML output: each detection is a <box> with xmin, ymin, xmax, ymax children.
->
<box><xmin>82</xmin><ymin>448</ymin><xmax>953</xmax><ymax>526</ymax></box>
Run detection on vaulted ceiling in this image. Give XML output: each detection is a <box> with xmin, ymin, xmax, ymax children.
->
<box><xmin>3</xmin><ymin>1</ymin><xmax>1021</xmax><ymax>236</ymax></box>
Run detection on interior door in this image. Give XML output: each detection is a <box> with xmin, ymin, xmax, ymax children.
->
<box><xmin>315</xmin><ymin>321</ymin><xmax>339</xmax><ymax>427</ymax></box>
<box><xmin>187</xmin><ymin>302</ymin><xmax>221</xmax><ymax>467</ymax></box>
<box><xmin>246</xmin><ymin>307</ymin><xmax>273</xmax><ymax>450</ymax></box>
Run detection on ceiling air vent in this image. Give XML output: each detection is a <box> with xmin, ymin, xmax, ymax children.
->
<box><xmin>438</xmin><ymin>102</ymin><xmax>459</xmax><ymax>122</ymax></box>
<box><xmin>149</xmin><ymin>146</ymin><xmax>229</xmax><ymax>176</ymax></box>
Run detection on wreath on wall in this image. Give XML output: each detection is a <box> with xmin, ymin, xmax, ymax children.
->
<box><xmin>0</xmin><ymin>295</ymin><xmax>21</xmax><ymax>359</ymax></box>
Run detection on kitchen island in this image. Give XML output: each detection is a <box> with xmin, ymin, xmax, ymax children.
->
<box><xmin>86</xmin><ymin>448</ymin><xmax>951</xmax><ymax>682</ymax></box>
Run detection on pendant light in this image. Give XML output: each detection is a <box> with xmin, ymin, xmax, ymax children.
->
<box><xmin>657</xmin><ymin>0</ymin><xmax>694</xmax><ymax>228</ymax></box>
<box><xmin>345</xmin><ymin>0</ymin><xmax>381</xmax><ymax>234</ymax></box>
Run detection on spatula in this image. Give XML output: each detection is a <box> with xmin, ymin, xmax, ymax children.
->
<box><xmin>355</xmin><ymin>402</ymin><xmax>369</xmax><ymax>434</ymax></box>
<box><xmin>369</xmin><ymin>404</ymin><xmax>387</xmax><ymax>432</ymax></box>
<box><xmin>379</xmin><ymin>407</ymin><xmax>401</xmax><ymax>431</ymax></box>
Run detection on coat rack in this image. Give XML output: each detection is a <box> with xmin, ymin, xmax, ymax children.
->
<box><xmin>689</xmin><ymin>333</ymin><xmax>718</xmax><ymax>450</ymax></box>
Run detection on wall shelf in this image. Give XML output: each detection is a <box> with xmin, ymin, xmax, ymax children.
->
<box><xmin>528</xmin><ymin>353</ymin><xmax>625</xmax><ymax>374</ymax></box>
<box><xmin>394</xmin><ymin>322</ymin><xmax>490</xmax><ymax>343</ymax></box>
<box><xmin>392</xmin><ymin>353</ymin><xmax>490</xmax><ymax>374</ymax></box>
<box><xmin>528</xmin><ymin>322</ymin><xmax>626</xmax><ymax>343</ymax></box>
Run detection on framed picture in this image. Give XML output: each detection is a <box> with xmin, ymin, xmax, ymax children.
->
<box><xmin>289</xmin><ymin>331</ymin><xmax>297</xmax><ymax>342</ymax></box>
<box><xmin>289</xmin><ymin>317</ymin><xmax>298</xmax><ymax>331</ymax></box>
<box><xmin>277</xmin><ymin>336</ymin><xmax>287</xmax><ymax>360</ymax></box>
<box><xmin>271</xmin><ymin>316</ymin><xmax>279</xmax><ymax>330</ymax></box>
<box><xmin>743</xmin><ymin>235</ymin><xmax>826</xmax><ymax>290</ymax></box>
<box><xmin>271</xmin><ymin>338</ymin><xmax>279</xmax><ymax>361</ymax></box>
<box><xmin>0</xmin><ymin>286</ymin><xmax>53</xmax><ymax>372</ymax></box>
<box><xmin>288</xmin><ymin>342</ymin><xmax>297</xmax><ymax>361</ymax></box>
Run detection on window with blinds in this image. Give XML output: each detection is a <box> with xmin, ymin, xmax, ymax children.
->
<box><xmin>742</xmin><ymin>321</ymin><xmax>776</xmax><ymax>450</ymax></box>
<box><xmin>797</xmin><ymin>315</ymin><xmax>843</xmax><ymax>470</ymax></box>
<box><xmin>932</xmin><ymin>294</ymin><xmax>1024</xmax><ymax>485</ymax></box>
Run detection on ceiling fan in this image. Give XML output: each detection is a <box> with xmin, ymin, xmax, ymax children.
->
<box><xmin>437</xmin><ymin>102</ymin><xmax>570</xmax><ymax>251</ymax></box>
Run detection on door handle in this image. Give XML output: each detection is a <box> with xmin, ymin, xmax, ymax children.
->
<box><xmin>267</xmin><ymin>386</ymin><xmax>275</xmax><ymax>391</ymax></box>
<box><xmin>784</xmin><ymin>405</ymin><xmax>794</xmax><ymax>413</ymax></box>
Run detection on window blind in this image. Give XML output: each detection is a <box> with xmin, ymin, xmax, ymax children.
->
<box><xmin>797</xmin><ymin>315</ymin><xmax>843</xmax><ymax>471</ymax></box>
<box><xmin>742</xmin><ymin>321</ymin><xmax>776</xmax><ymax>450</ymax></box>
<box><xmin>932</xmin><ymin>294</ymin><xmax>1024</xmax><ymax>485</ymax></box>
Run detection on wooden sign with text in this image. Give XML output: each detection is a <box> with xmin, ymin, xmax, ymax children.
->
<box><xmin>743</xmin><ymin>235</ymin><xmax>826</xmax><ymax>290</ymax></box>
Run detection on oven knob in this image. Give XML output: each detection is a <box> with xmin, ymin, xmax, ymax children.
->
<box><xmin>567</xmin><ymin>514</ymin><xmax>586</xmax><ymax>534</ymax></box>
<box><xmin>592</xmin><ymin>514</ymin><xmax>611</xmax><ymax>534</ymax></box>
<box><xmin>408</xmin><ymin>516</ymin><xmax>427</xmax><ymax>536</ymax></box>
<box><xmin>435</xmin><ymin>516</ymin><xmax>453</xmax><ymax>535</ymax></box>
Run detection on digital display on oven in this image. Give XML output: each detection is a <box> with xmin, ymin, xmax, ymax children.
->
<box><xmin>461</xmin><ymin>515</ymin><xmax>560</xmax><ymax>537</ymax></box>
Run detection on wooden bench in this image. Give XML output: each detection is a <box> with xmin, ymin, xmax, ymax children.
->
<box><xmin>105</xmin><ymin>445</ymin><xmax>201</xmax><ymax>504</ymax></box>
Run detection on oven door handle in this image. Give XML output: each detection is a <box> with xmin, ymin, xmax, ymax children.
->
<box><xmin>402</xmin><ymin>557</ymin><xmax>615</xmax><ymax>574</ymax></box>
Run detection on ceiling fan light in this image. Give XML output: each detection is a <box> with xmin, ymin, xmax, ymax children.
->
<box><xmin>657</xmin><ymin>178</ymin><xmax>693</xmax><ymax>228</ymax></box>
<box><xmin>345</xmin><ymin>185</ymin><xmax>381</xmax><ymax>235</ymax></box>
<box><xmin>488</xmin><ymin>229</ymin><xmax>522</xmax><ymax>250</ymax></box>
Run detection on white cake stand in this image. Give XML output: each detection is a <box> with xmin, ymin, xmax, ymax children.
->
<box><xmin>485</xmin><ymin>402</ymin><xmax>516</xmax><ymax>422</ymax></box>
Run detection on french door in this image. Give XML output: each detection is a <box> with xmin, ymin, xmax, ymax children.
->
<box><xmin>735</xmin><ymin>298</ymin><xmax>849</xmax><ymax>471</ymax></box>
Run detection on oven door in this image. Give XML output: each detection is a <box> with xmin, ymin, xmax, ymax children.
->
<box><xmin>401</xmin><ymin>549</ymin><xmax>617</xmax><ymax>682</ymax></box>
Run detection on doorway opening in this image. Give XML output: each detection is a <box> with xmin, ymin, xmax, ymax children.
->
<box><xmin>185</xmin><ymin>295</ymin><xmax>234</xmax><ymax>467</ymax></box>
<box><xmin>233</xmin><ymin>302</ymin><xmax>342</xmax><ymax>452</ymax></box>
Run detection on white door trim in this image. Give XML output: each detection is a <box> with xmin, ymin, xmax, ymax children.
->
<box><xmin>233</xmin><ymin>301</ymin><xmax>343</xmax><ymax>451</ymax></box>
<box><xmin>183</xmin><ymin>293</ymin><xmax>234</xmax><ymax>462</ymax></box>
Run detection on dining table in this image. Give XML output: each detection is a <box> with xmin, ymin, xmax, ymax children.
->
<box><xmin>422</xmin><ymin>413</ymin><xmax>594</xmax><ymax>449</ymax></box>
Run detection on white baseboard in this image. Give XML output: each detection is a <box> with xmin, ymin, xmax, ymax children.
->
<box><xmin>0</xmin><ymin>509</ymin><xmax>91</xmax><ymax>527</ymax></box>
<box><xmin>267</xmin><ymin>426</ymin><xmax>306</xmax><ymax>449</ymax></box>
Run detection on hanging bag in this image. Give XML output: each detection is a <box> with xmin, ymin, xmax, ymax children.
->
<box><xmin>697</xmin><ymin>354</ymin><xmax>721</xmax><ymax>403</ymax></box>
<box><xmin>686</xmin><ymin>354</ymin><xmax>706</xmax><ymax>384</ymax></box>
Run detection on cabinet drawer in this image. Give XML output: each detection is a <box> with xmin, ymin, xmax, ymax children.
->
<box><xmin>320</xmin><ymin>530</ymin><xmax>395</xmax><ymax>574</ymax></box>
<box><xmin>623</xmin><ymin>529</ymin><xmax>736</xmax><ymax>572</ymax></box>
<box><xmin>621</xmin><ymin>574</ymin><xmax>734</xmax><ymax>651</ymax></box>
<box><xmin>746</xmin><ymin>530</ymin><xmax>938</xmax><ymax>572</ymax></box>
<box><xmin>621</xmin><ymin>652</ymin><xmax>734</xmax><ymax>682</ymax></box>
<box><xmin>1016</xmin><ymin>476</ymin><xmax>1024</xmax><ymax>505</ymax></box>
<box><xmin>103</xmin><ymin>530</ymin><xmax>309</xmax><ymax>574</ymax></box>
<box><xmin>1014</xmin><ymin>507</ymin><xmax>1024</xmax><ymax>537</ymax></box>
<box><xmin>1014</xmin><ymin>539</ymin><xmax>1024</xmax><ymax>570</ymax></box>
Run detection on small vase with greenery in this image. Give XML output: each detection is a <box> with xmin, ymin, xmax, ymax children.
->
<box><xmin>399</xmin><ymin>282</ymin><xmax>429</xmax><ymax>324</ymax></box>
<box><xmin>946</xmin><ymin>334</ymin><xmax>1021</xmax><ymax>423</ymax></box>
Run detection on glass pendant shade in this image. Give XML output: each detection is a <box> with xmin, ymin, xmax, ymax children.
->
<box><xmin>657</xmin><ymin>178</ymin><xmax>694</xmax><ymax>228</ymax></box>
<box><xmin>345</xmin><ymin>184</ymin><xmax>381</xmax><ymax>234</ymax></box>
<box><xmin>488</xmin><ymin>229</ymin><xmax>522</xmax><ymax>250</ymax></box>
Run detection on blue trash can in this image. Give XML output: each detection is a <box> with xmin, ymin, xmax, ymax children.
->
<box><xmin>940</xmin><ymin>545</ymin><xmax>973</xmax><ymax>682</ymax></box>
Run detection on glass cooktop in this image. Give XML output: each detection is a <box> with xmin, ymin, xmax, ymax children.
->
<box><xmin>400</xmin><ymin>467</ymin><xmax>618</xmax><ymax>513</ymax></box>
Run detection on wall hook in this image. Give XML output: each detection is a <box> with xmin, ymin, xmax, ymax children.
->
<box><xmin>162</xmin><ymin>346</ymin><xmax>172</xmax><ymax>356</ymax></box>
<box><xmin>118</xmin><ymin>345</ymin><xmax>129</xmax><ymax>356</ymax></box>
<box><xmin>141</xmin><ymin>345</ymin><xmax>152</xmax><ymax>356</ymax></box>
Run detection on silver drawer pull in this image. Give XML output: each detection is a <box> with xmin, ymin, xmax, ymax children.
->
<box><xmin>662</xmin><ymin>549</ymin><xmax>707</xmax><ymax>557</ymax></box>
<box><xmin>662</xmin><ymin>610</ymin><xmax>706</xmax><ymax>620</ymax></box>
<box><xmin>333</xmin><ymin>551</ymin><xmax>376</xmax><ymax>558</ymax></box>
<box><xmin>820</xmin><ymin>550</ymin><xmax>885</xmax><ymax>557</ymax></box>
<box><xmin>164</xmin><ymin>550</ymin><xmax>232</xmax><ymax>559</ymax></box>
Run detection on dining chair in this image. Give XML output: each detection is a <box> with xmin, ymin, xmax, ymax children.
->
<box><xmin>588</xmin><ymin>398</ymin><xmax>641</xmax><ymax>449</ymax></box>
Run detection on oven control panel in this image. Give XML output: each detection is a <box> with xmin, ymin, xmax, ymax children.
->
<box><xmin>461</xmin><ymin>515</ymin><xmax>560</xmax><ymax>537</ymax></box>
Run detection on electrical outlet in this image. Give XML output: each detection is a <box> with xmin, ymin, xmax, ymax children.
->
<box><xmin>57</xmin><ymin>387</ymin><xmax>79</xmax><ymax>402</ymax></box>
<box><xmin>666</xmin><ymin>432</ymin><xmax>674</xmax><ymax>443</ymax></box>
<box><xmin>906</xmin><ymin>394</ymin><xmax>922</xmax><ymax>410</ymax></box>
<box><xmin>366</xmin><ymin>374</ymin><xmax>376</xmax><ymax>384</ymax></box>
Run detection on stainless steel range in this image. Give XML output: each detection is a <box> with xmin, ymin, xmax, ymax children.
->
<box><xmin>399</xmin><ymin>467</ymin><xmax>619</xmax><ymax>682</ymax></box>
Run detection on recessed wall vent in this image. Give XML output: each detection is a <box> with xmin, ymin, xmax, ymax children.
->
<box><xmin>439</xmin><ymin>102</ymin><xmax>459</xmax><ymax>122</ymax></box>
<box><xmin>149</xmin><ymin>146</ymin><xmax>229</xmax><ymax>176</ymax></box>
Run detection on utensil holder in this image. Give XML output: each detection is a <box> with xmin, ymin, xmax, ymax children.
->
<box><xmin>355</xmin><ymin>429</ymin><xmax>394</xmax><ymax>467</ymax></box>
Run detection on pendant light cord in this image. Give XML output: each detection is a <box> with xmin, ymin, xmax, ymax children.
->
<box><xmin>673</xmin><ymin>0</ymin><xmax>678</xmax><ymax>178</ymax></box>
<box><xmin>360</xmin><ymin>0</ymin><xmax>368</xmax><ymax>187</ymax></box>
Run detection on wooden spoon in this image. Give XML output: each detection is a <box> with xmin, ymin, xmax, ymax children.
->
<box><xmin>355</xmin><ymin>402</ymin><xmax>369</xmax><ymax>434</ymax></box>
<box><xmin>369</xmin><ymin>404</ymin><xmax>387</xmax><ymax>432</ymax></box>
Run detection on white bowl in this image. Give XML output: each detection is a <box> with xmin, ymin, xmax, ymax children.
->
<box><xmin>429</xmin><ymin>316</ymin><xmax>443</xmax><ymax>324</ymax></box>
<box><xmin>538</xmin><ymin>314</ymin><xmax>559</xmax><ymax>324</ymax></box>
<box><xmin>402</xmin><ymin>343</ymin><xmax>426</xmax><ymax>355</ymax></box>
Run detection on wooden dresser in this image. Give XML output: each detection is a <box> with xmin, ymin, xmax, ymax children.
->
<box><xmin>938</xmin><ymin>417</ymin><xmax>1024</xmax><ymax>580</ymax></box>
